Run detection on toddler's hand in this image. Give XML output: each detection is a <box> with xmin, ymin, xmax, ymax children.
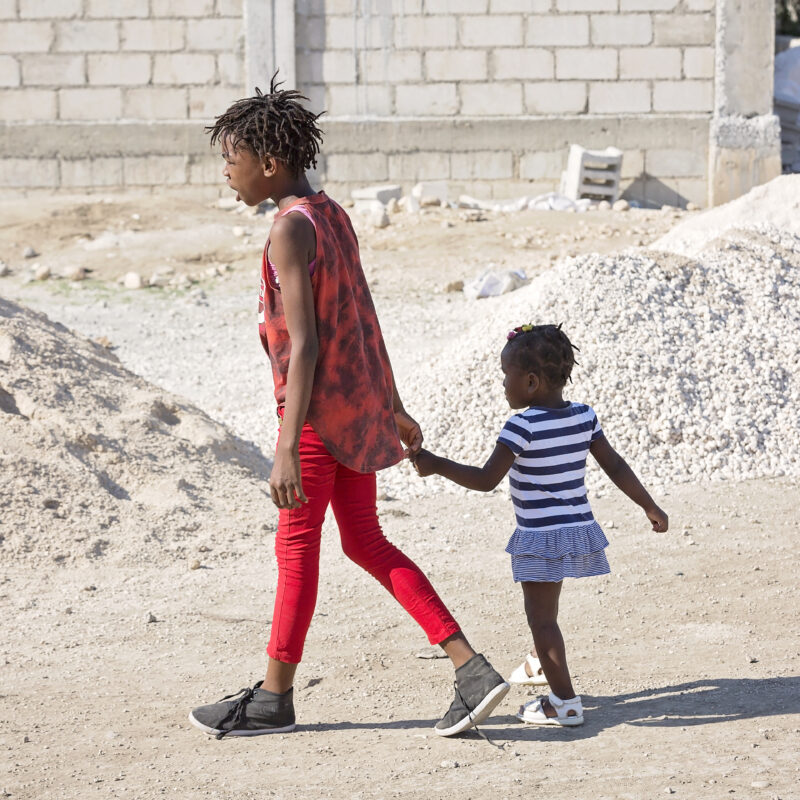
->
<box><xmin>412</xmin><ymin>448</ymin><xmax>438</xmax><ymax>477</ymax></box>
<box><xmin>646</xmin><ymin>505</ymin><xmax>668</xmax><ymax>532</ymax></box>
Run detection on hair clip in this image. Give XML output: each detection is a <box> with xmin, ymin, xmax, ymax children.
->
<box><xmin>506</xmin><ymin>323</ymin><xmax>533</xmax><ymax>340</ymax></box>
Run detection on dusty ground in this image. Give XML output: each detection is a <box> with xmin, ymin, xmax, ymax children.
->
<box><xmin>0</xmin><ymin>191</ymin><xmax>798</xmax><ymax>800</ymax></box>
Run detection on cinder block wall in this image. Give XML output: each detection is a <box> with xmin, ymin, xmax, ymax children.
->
<box><xmin>0</xmin><ymin>0</ymin><xmax>745</xmax><ymax>207</ymax></box>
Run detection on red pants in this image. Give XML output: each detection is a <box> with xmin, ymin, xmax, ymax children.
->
<box><xmin>267</xmin><ymin>421</ymin><xmax>461</xmax><ymax>663</ymax></box>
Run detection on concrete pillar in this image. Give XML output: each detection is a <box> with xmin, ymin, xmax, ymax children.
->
<box><xmin>709</xmin><ymin>0</ymin><xmax>782</xmax><ymax>206</ymax></box>
<box><xmin>244</xmin><ymin>0</ymin><xmax>296</xmax><ymax>94</ymax></box>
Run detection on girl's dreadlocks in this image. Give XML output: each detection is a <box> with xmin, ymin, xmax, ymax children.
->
<box><xmin>206</xmin><ymin>73</ymin><xmax>324</xmax><ymax>177</ymax></box>
<box><xmin>503</xmin><ymin>324</ymin><xmax>580</xmax><ymax>388</ymax></box>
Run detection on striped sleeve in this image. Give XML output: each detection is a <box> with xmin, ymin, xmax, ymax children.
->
<box><xmin>590</xmin><ymin>410</ymin><xmax>603</xmax><ymax>441</ymax></box>
<box><xmin>498</xmin><ymin>413</ymin><xmax>532</xmax><ymax>455</ymax></box>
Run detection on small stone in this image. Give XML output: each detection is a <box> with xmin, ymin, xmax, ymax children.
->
<box><xmin>189</xmin><ymin>559</ymin><xmax>201</xmax><ymax>570</ymax></box>
<box><xmin>445</xmin><ymin>280</ymin><xmax>464</xmax><ymax>293</ymax></box>
<box><xmin>23</xmin><ymin>735</ymin><xmax>30</xmax><ymax>743</ymax></box>
<box><xmin>63</xmin><ymin>265</ymin><xmax>86</xmax><ymax>281</ymax></box>
<box><xmin>0</xmin><ymin>261</ymin><xmax>9</xmax><ymax>277</ymax></box>
<box><xmin>605</xmin><ymin>520</ymin><xmax>615</xmax><ymax>529</ymax></box>
<box><xmin>597</xmin><ymin>200</ymin><xmax>611</xmax><ymax>211</ymax></box>
<box><xmin>123</xmin><ymin>271</ymin><xmax>143</xmax><ymax>289</ymax></box>
<box><xmin>199</xmin><ymin>545</ymin><xmax>210</xmax><ymax>552</ymax></box>
<box><xmin>146</xmin><ymin>612</ymin><xmax>157</xmax><ymax>623</ymax></box>
<box><xmin>370</xmin><ymin>209</ymin><xmax>390</xmax><ymax>229</ymax></box>
<box><xmin>342</xmin><ymin>198</ymin><xmax>354</xmax><ymax>208</ymax></box>
<box><xmin>43</xmin><ymin>498</ymin><xmax>59</xmax><ymax>509</ymax></box>
<box><xmin>34</xmin><ymin>264</ymin><xmax>50</xmax><ymax>281</ymax></box>
<box><xmin>420</xmin><ymin>196</ymin><xmax>441</xmax><ymax>208</ymax></box>
<box><xmin>83</xmin><ymin>584</ymin><xmax>97</xmax><ymax>591</ymax></box>
<box><xmin>23</xmin><ymin>246</ymin><xmax>38</xmax><ymax>259</ymax></box>
<box><xmin>440</xmin><ymin>760</ymin><xmax>458</xmax><ymax>769</ymax></box>
<box><xmin>687</xmin><ymin>202</ymin><xmax>700</xmax><ymax>211</ymax></box>
<box><xmin>749</xmin><ymin>656</ymin><xmax>759</xmax><ymax>663</ymax></box>
<box><xmin>612</xmin><ymin>199</ymin><xmax>630</xmax><ymax>212</ymax></box>
<box><xmin>415</xmin><ymin>647</ymin><xmax>448</xmax><ymax>659</ymax></box>
<box><xmin>750</xmin><ymin>780</ymin><xmax>770</xmax><ymax>789</ymax></box>
<box><xmin>664</xmin><ymin>788</ymin><xmax>675</xmax><ymax>794</ymax></box>
<box><xmin>149</xmin><ymin>272</ymin><xmax>171</xmax><ymax>288</ymax></box>
<box><xmin>440</xmin><ymin>220</ymin><xmax>454</xmax><ymax>228</ymax></box>
<box><xmin>232</xmin><ymin>226</ymin><xmax>246</xmax><ymax>237</ymax></box>
<box><xmin>385</xmin><ymin>197</ymin><xmax>399</xmax><ymax>214</ymax></box>
<box><xmin>94</xmin><ymin>336</ymin><xmax>112</xmax><ymax>349</ymax></box>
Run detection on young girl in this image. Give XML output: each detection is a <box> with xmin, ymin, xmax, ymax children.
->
<box><xmin>188</xmin><ymin>78</ymin><xmax>509</xmax><ymax>739</ymax></box>
<box><xmin>413</xmin><ymin>323</ymin><xmax>668</xmax><ymax>726</ymax></box>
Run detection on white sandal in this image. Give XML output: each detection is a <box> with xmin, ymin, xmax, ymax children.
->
<box><xmin>516</xmin><ymin>691</ymin><xmax>584</xmax><ymax>726</ymax></box>
<box><xmin>508</xmin><ymin>653</ymin><xmax>549</xmax><ymax>686</ymax></box>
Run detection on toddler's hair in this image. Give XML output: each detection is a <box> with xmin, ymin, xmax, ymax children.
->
<box><xmin>206</xmin><ymin>72</ymin><xmax>324</xmax><ymax>177</ymax></box>
<box><xmin>503</xmin><ymin>324</ymin><xmax>579</xmax><ymax>388</ymax></box>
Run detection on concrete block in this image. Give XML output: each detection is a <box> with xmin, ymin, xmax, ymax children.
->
<box><xmin>123</xmin><ymin>87</ymin><xmax>188</xmax><ymax>119</ymax></box>
<box><xmin>189</xmin><ymin>86</ymin><xmax>241</xmax><ymax>119</ymax></box>
<box><xmin>0</xmin><ymin>158</ymin><xmax>58</xmax><ymax>187</ymax></box>
<box><xmin>620</xmin><ymin>0</ymin><xmax>677</xmax><ymax>8</ymax></box>
<box><xmin>451</xmin><ymin>151</ymin><xmax>513</xmax><ymax>180</ymax></box>
<box><xmin>674</xmin><ymin>178</ymin><xmax>708</xmax><ymax>207</ymax></box>
<box><xmin>653</xmin><ymin>80</ymin><xmax>712</xmax><ymax>112</ymax></box>
<box><xmin>60</xmin><ymin>157</ymin><xmax>123</xmax><ymax>187</ymax></box>
<box><xmin>0</xmin><ymin>88</ymin><xmax>57</xmax><ymax>120</ymax></box>
<box><xmin>556</xmin><ymin>49</ymin><xmax>617</xmax><ymax>80</ymax></box>
<box><xmin>686</xmin><ymin>0</ymin><xmax>713</xmax><ymax>9</ymax></box>
<box><xmin>215</xmin><ymin>0</ymin><xmax>243</xmax><ymax>14</ymax></box>
<box><xmin>217</xmin><ymin>53</ymin><xmax>244</xmax><ymax>86</ymax></box>
<box><xmin>325</xmin><ymin>153</ymin><xmax>388</xmax><ymax>184</ymax></box>
<box><xmin>19</xmin><ymin>0</ymin><xmax>81</xmax><ymax>18</ymax></box>
<box><xmin>351</xmin><ymin>184</ymin><xmax>402</xmax><ymax>203</ymax></box>
<box><xmin>491</xmin><ymin>0</ymin><xmax>551</xmax><ymax>10</ymax></box>
<box><xmin>426</xmin><ymin>50</ymin><xmax>486</xmax><ymax>82</ymax></box>
<box><xmin>426</xmin><ymin>0</ymin><xmax>487</xmax><ymax>11</ymax></box>
<box><xmin>87</xmin><ymin>0</ymin><xmax>149</xmax><ymax>17</ymax></box>
<box><xmin>322</xmin><ymin>50</ymin><xmax>357</xmax><ymax>84</ymax></box>
<box><xmin>619</xmin><ymin>47</ymin><xmax>681</xmax><ymax>79</ymax></box>
<box><xmin>620</xmin><ymin>148</ymin><xmax>644</xmax><ymax>178</ymax></box>
<box><xmin>325</xmin><ymin>15</ymin><xmax>386</xmax><ymax>50</ymax></box>
<box><xmin>524</xmin><ymin>81</ymin><xmax>587</xmax><ymax>114</ymax></box>
<box><xmin>188</xmin><ymin>154</ymin><xmax>221</xmax><ymax>185</ymax></box>
<box><xmin>296</xmin><ymin>15</ymin><xmax>325</xmax><ymax>51</ymax></box>
<box><xmin>683</xmin><ymin>46</ymin><xmax>714</xmax><ymax>79</ymax></box>
<box><xmin>121</xmin><ymin>20</ymin><xmax>185</xmax><ymax>51</ymax></box>
<box><xmin>460</xmin><ymin>16</ymin><xmax>523</xmax><ymax>47</ymax></box>
<box><xmin>493</xmin><ymin>48</ymin><xmax>553</xmax><ymax>80</ymax></box>
<box><xmin>395</xmin><ymin>16</ymin><xmax>457</xmax><ymax>49</ymax></box>
<box><xmin>591</xmin><ymin>14</ymin><xmax>652</xmax><ymax>46</ymax></box>
<box><xmin>461</xmin><ymin>82</ymin><xmax>523</xmax><ymax>115</ymax></box>
<box><xmin>153</xmin><ymin>54</ymin><xmax>216</xmax><ymax>85</ymax></box>
<box><xmin>186</xmin><ymin>19</ymin><xmax>242</xmax><ymax>51</ymax></box>
<box><xmin>361</xmin><ymin>51</ymin><xmax>422</xmax><ymax>84</ymax></box>
<box><xmin>22</xmin><ymin>55</ymin><xmax>85</xmax><ymax>87</ymax></box>
<box><xmin>123</xmin><ymin>155</ymin><xmax>187</xmax><ymax>185</ymax></box>
<box><xmin>387</xmin><ymin>152</ymin><xmax>450</xmax><ymax>182</ymax></box>
<box><xmin>0</xmin><ymin>21</ymin><xmax>53</xmax><ymax>53</ymax></box>
<box><xmin>561</xmin><ymin>144</ymin><xmax>623</xmax><ymax>201</ymax></box>
<box><xmin>519</xmin><ymin>151</ymin><xmax>565</xmax><ymax>180</ymax></box>
<box><xmin>653</xmin><ymin>13</ymin><xmax>714</xmax><ymax>46</ymax></box>
<box><xmin>395</xmin><ymin>83</ymin><xmax>458</xmax><ymax>115</ymax></box>
<box><xmin>646</xmin><ymin>147</ymin><xmax>706</xmax><ymax>177</ymax></box>
<box><xmin>88</xmin><ymin>54</ymin><xmax>150</xmax><ymax>86</ymax></box>
<box><xmin>59</xmin><ymin>88</ymin><xmax>122</xmax><ymax>120</ymax></box>
<box><xmin>556</xmin><ymin>0</ymin><xmax>616</xmax><ymax>9</ymax></box>
<box><xmin>0</xmin><ymin>56</ymin><xmax>20</xmax><ymax>87</ymax></box>
<box><xmin>0</xmin><ymin>0</ymin><xmax>17</xmax><ymax>18</ymax></box>
<box><xmin>151</xmin><ymin>0</ymin><xmax>214</xmax><ymax>16</ymax></box>
<box><xmin>527</xmin><ymin>14</ymin><xmax>589</xmax><ymax>47</ymax></box>
<box><xmin>589</xmin><ymin>81</ymin><xmax>651</xmax><ymax>114</ymax></box>
<box><xmin>327</xmin><ymin>84</ymin><xmax>392</xmax><ymax>116</ymax></box>
<box><xmin>56</xmin><ymin>21</ymin><xmax>119</xmax><ymax>52</ymax></box>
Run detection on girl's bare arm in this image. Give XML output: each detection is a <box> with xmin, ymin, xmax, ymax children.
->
<box><xmin>589</xmin><ymin>435</ymin><xmax>668</xmax><ymax>531</ymax></box>
<box><xmin>268</xmin><ymin>213</ymin><xmax>318</xmax><ymax>509</ymax></box>
<box><xmin>413</xmin><ymin>443</ymin><xmax>515</xmax><ymax>492</ymax></box>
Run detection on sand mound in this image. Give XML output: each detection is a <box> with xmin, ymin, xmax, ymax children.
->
<box><xmin>0</xmin><ymin>297</ymin><xmax>273</xmax><ymax>566</ymax></box>
<box><xmin>652</xmin><ymin>174</ymin><xmax>800</xmax><ymax>256</ymax></box>
<box><xmin>388</xmin><ymin>226</ymin><xmax>800</xmax><ymax>497</ymax></box>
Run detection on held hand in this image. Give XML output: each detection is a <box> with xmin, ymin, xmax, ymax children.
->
<box><xmin>646</xmin><ymin>505</ymin><xmax>669</xmax><ymax>532</ymax></box>
<box><xmin>394</xmin><ymin>408</ymin><xmax>423</xmax><ymax>456</ymax></box>
<box><xmin>412</xmin><ymin>448</ymin><xmax>438</xmax><ymax>477</ymax></box>
<box><xmin>269</xmin><ymin>447</ymin><xmax>308</xmax><ymax>509</ymax></box>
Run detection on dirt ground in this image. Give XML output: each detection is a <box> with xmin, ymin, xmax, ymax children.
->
<box><xmin>0</xmin><ymin>191</ymin><xmax>798</xmax><ymax>800</ymax></box>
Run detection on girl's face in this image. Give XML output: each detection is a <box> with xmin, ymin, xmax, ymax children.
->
<box><xmin>221</xmin><ymin>136</ymin><xmax>275</xmax><ymax>206</ymax></box>
<box><xmin>501</xmin><ymin>350</ymin><xmax>537</xmax><ymax>409</ymax></box>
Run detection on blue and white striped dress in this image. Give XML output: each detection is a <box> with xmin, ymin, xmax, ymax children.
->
<box><xmin>497</xmin><ymin>402</ymin><xmax>610</xmax><ymax>583</ymax></box>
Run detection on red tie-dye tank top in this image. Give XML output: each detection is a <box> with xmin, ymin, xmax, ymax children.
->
<box><xmin>257</xmin><ymin>192</ymin><xmax>404</xmax><ymax>474</ymax></box>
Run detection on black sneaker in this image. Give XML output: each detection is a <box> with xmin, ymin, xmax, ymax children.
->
<box><xmin>434</xmin><ymin>654</ymin><xmax>510</xmax><ymax>737</ymax></box>
<box><xmin>189</xmin><ymin>681</ymin><xmax>296</xmax><ymax>738</ymax></box>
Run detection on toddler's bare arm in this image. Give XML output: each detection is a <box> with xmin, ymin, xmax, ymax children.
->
<box><xmin>413</xmin><ymin>443</ymin><xmax>515</xmax><ymax>492</ymax></box>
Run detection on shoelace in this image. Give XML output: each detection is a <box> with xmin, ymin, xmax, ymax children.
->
<box><xmin>214</xmin><ymin>682</ymin><xmax>262</xmax><ymax>740</ymax></box>
<box><xmin>452</xmin><ymin>681</ymin><xmax>504</xmax><ymax>750</ymax></box>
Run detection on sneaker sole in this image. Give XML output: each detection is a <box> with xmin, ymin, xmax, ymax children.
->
<box><xmin>434</xmin><ymin>680</ymin><xmax>510</xmax><ymax>737</ymax></box>
<box><xmin>188</xmin><ymin>712</ymin><xmax>296</xmax><ymax>737</ymax></box>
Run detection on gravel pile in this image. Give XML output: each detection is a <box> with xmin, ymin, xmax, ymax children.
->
<box><xmin>388</xmin><ymin>225</ymin><xmax>800</xmax><ymax>498</ymax></box>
